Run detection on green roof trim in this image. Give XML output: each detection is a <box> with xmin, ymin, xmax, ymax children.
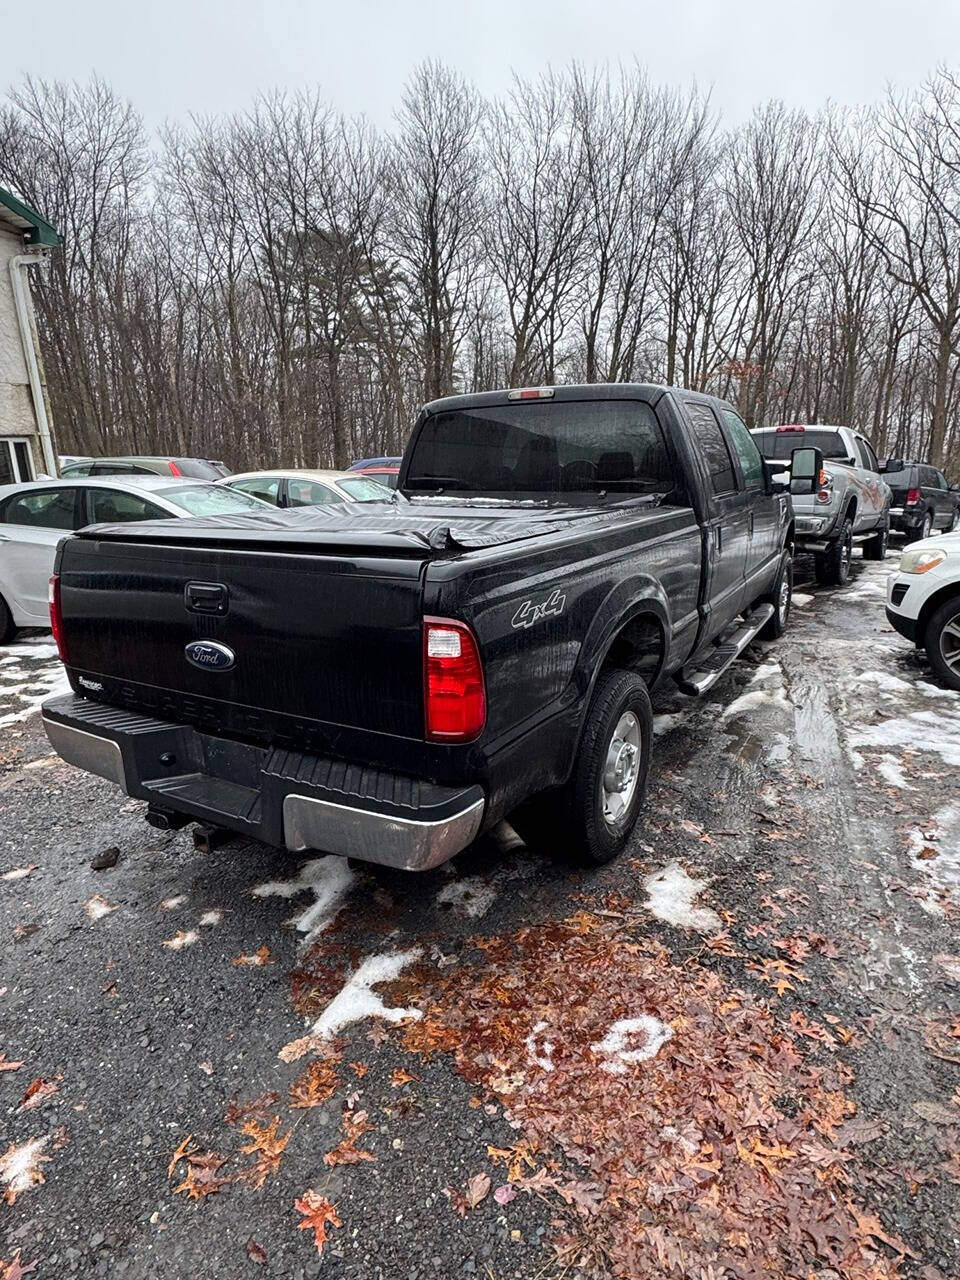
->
<box><xmin>0</xmin><ymin>187</ymin><xmax>61</xmax><ymax>247</ymax></box>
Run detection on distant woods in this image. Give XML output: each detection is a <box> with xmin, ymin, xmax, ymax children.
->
<box><xmin>2</xmin><ymin>64</ymin><xmax>960</xmax><ymax>471</ymax></box>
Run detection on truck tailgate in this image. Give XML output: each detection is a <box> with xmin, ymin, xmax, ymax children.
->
<box><xmin>58</xmin><ymin>536</ymin><xmax>426</xmax><ymax>742</ymax></box>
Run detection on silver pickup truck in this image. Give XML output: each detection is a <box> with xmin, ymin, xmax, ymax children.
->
<box><xmin>752</xmin><ymin>425</ymin><xmax>891</xmax><ymax>585</ymax></box>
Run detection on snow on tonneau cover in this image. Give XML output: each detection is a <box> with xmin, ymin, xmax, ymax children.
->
<box><xmin>58</xmin><ymin>497</ymin><xmax>663</xmax><ymax>744</ymax></box>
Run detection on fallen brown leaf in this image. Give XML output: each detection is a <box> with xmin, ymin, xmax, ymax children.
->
<box><xmin>295</xmin><ymin>1189</ymin><xmax>341</xmax><ymax>1255</ymax></box>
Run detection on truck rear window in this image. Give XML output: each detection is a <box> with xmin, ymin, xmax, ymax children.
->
<box><xmin>405</xmin><ymin>401</ymin><xmax>674</xmax><ymax>496</ymax></box>
<box><xmin>754</xmin><ymin>429</ymin><xmax>847</xmax><ymax>461</ymax></box>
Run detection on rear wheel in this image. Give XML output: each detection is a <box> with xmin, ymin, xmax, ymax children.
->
<box><xmin>925</xmin><ymin>597</ymin><xmax>960</xmax><ymax>693</ymax></box>
<box><xmin>510</xmin><ymin>669</ymin><xmax>652</xmax><ymax>866</ymax></box>
<box><xmin>814</xmin><ymin>516</ymin><xmax>853</xmax><ymax>586</ymax></box>
<box><xmin>0</xmin><ymin>595</ymin><xmax>17</xmax><ymax>645</ymax></box>
<box><xmin>863</xmin><ymin>520</ymin><xmax>889</xmax><ymax>561</ymax></box>
<box><xmin>760</xmin><ymin>549</ymin><xmax>792</xmax><ymax>639</ymax></box>
<box><xmin>920</xmin><ymin>511</ymin><xmax>933</xmax><ymax>541</ymax></box>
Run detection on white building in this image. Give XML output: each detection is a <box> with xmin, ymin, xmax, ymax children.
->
<box><xmin>0</xmin><ymin>187</ymin><xmax>60</xmax><ymax>484</ymax></box>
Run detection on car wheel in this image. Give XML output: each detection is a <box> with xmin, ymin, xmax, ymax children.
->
<box><xmin>863</xmin><ymin>521</ymin><xmax>889</xmax><ymax>561</ymax></box>
<box><xmin>0</xmin><ymin>594</ymin><xmax>17</xmax><ymax>645</ymax></box>
<box><xmin>925</xmin><ymin>597</ymin><xmax>960</xmax><ymax>693</ymax></box>
<box><xmin>760</xmin><ymin>550</ymin><xmax>792</xmax><ymax>639</ymax></box>
<box><xmin>814</xmin><ymin>517</ymin><xmax>853</xmax><ymax>586</ymax></box>
<box><xmin>921</xmin><ymin>511</ymin><xmax>933</xmax><ymax>540</ymax></box>
<box><xmin>511</xmin><ymin>669</ymin><xmax>652</xmax><ymax>867</ymax></box>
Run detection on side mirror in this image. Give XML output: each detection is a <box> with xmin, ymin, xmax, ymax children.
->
<box><xmin>790</xmin><ymin>446</ymin><xmax>823</xmax><ymax>496</ymax></box>
<box><xmin>880</xmin><ymin>458</ymin><xmax>905</xmax><ymax>474</ymax></box>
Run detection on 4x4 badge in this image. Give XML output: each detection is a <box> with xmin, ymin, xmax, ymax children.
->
<box><xmin>512</xmin><ymin>588</ymin><xmax>566</xmax><ymax>630</ymax></box>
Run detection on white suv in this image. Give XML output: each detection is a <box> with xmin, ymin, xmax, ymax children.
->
<box><xmin>886</xmin><ymin>531</ymin><xmax>960</xmax><ymax>689</ymax></box>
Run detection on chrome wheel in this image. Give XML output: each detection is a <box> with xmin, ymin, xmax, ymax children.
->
<box><xmin>601</xmin><ymin>711</ymin><xmax>642</xmax><ymax>828</ymax></box>
<box><xmin>922</xmin><ymin>513</ymin><xmax>933</xmax><ymax>540</ymax></box>
<box><xmin>840</xmin><ymin>533</ymin><xmax>852</xmax><ymax>580</ymax></box>
<box><xmin>940</xmin><ymin>614</ymin><xmax>960</xmax><ymax>677</ymax></box>
<box><xmin>777</xmin><ymin>569</ymin><xmax>791</xmax><ymax>625</ymax></box>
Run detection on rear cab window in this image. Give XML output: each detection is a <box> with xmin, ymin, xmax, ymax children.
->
<box><xmin>754</xmin><ymin>429</ymin><xmax>848</xmax><ymax>462</ymax></box>
<box><xmin>405</xmin><ymin>399</ymin><xmax>677</xmax><ymax>500</ymax></box>
<box><xmin>87</xmin><ymin>489</ymin><xmax>168</xmax><ymax>524</ymax></box>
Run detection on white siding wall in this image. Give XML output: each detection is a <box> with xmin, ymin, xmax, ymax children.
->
<box><xmin>0</xmin><ymin>224</ymin><xmax>44</xmax><ymax>474</ymax></box>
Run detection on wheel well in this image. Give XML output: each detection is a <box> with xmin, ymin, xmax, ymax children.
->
<box><xmin>601</xmin><ymin>613</ymin><xmax>665</xmax><ymax>687</ymax></box>
<box><xmin>784</xmin><ymin>521</ymin><xmax>796</xmax><ymax>555</ymax></box>
<box><xmin>845</xmin><ymin>496</ymin><xmax>858</xmax><ymax>524</ymax></box>
<box><xmin>917</xmin><ymin>582</ymin><xmax>960</xmax><ymax>648</ymax></box>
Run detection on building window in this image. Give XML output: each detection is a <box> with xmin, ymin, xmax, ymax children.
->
<box><xmin>0</xmin><ymin>439</ymin><xmax>35</xmax><ymax>486</ymax></box>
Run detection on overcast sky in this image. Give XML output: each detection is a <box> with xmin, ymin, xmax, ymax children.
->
<box><xmin>2</xmin><ymin>0</ymin><xmax>958</xmax><ymax>133</ymax></box>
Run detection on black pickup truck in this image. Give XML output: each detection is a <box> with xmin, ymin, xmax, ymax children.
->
<box><xmin>42</xmin><ymin>385</ymin><xmax>815</xmax><ymax>869</ymax></box>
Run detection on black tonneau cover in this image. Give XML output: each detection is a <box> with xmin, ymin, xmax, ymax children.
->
<box><xmin>76</xmin><ymin>496</ymin><xmax>663</xmax><ymax>554</ymax></box>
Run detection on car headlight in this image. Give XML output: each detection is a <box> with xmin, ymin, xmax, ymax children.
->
<box><xmin>899</xmin><ymin>547</ymin><xmax>947</xmax><ymax>574</ymax></box>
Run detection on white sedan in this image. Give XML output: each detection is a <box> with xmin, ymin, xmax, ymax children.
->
<box><xmin>886</xmin><ymin>529</ymin><xmax>960</xmax><ymax>690</ymax></box>
<box><xmin>0</xmin><ymin>475</ymin><xmax>270</xmax><ymax>642</ymax></box>
<box><xmin>221</xmin><ymin>468</ymin><xmax>393</xmax><ymax>508</ymax></box>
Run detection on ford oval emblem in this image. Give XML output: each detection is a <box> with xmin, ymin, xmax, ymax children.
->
<box><xmin>185</xmin><ymin>640</ymin><xmax>235</xmax><ymax>672</ymax></box>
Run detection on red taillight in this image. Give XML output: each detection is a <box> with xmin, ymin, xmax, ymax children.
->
<box><xmin>776</xmin><ymin>425</ymin><xmax>805</xmax><ymax>433</ymax></box>
<box><xmin>906</xmin><ymin>487</ymin><xmax>921</xmax><ymax>505</ymax></box>
<box><xmin>168</xmin><ymin>459</ymin><xmax>182</xmax><ymax>476</ymax></box>
<box><xmin>507</xmin><ymin>387</ymin><xmax>555</xmax><ymax>401</ymax></box>
<box><xmin>423</xmin><ymin>618</ymin><xmax>486</xmax><ymax>743</ymax></box>
<box><xmin>49</xmin><ymin>574</ymin><xmax>69</xmax><ymax>664</ymax></box>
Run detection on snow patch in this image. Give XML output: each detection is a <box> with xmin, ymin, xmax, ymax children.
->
<box><xmin>525</xmin><ymin>1020</ymin><xmax>555</xmax><ymax>1071</ymax></box>
<box><xmin>722</xmin><ymin>688</ymin><xmax>790</xmax><ymax>720</ymax></box>
<box><xmin>906</xmin><ymin>804</ymin><xmax>960</xmax><ymax>914</ymax></box>
<box><xmin>642</xmin><ymin>862</ymin><xmax>721</xmax><ymax>934</ymax></box>
<box><xmin>0</xmin><ymin>1135</ymin><xmax>50</xmax><ymax>1201</ymax></box>
<box><xmin>0</xmin><ymin>661</ymin><xmax>70</xmax><ymax>729</ymax></box>
<box><xmin>791</xmin><ymin>592</ymin><xmax>813</xmax><ymax>608</ymax></box>
<box><xmin>253</xmin><ymin>856</ymin><xmax>356</xmax><ymax>943</ymax></box>
<box><xmin>850</xmin><ymin>709</ymin><xmax>960</xmax><ymax>768</ymax></box>
<box><xmin>436</xmin><ymin>876</ymin><xmax>499</xmax><ymax>920</ymax></box>
<box><xmin>876</xmin><ymin>755</ymin><xmax>913</xmax><ymax>790</ymax></box>
<box><xmin>750</xmin><ymin>662</ymin><xmax>781</xmax><ymax>681</ymax></box>
<box><xmin>653</xmin><ymin>712</ymin><xmax>683</xmax><ymax>737</ymax></box>
<box><xmin>84</xmin><ymin>894</ymin><xmax>116</xmax><ymax>921</ymax></box>
<box><xmin>591</xmin><ymin>1016</ymin><xmax>673</xmax><ymax>1075</ymax></box>
<box><xmin>311</xmin><ymin>947</ymin><xmax>423</xmax><ymax>1039</ymax></box>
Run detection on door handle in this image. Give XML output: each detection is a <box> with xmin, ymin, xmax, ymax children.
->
<box><xmin>714</xmin><ymin>525</ymin><xmax>722</xmax><ymax>554</ymax></box>
<box><xmin>748</xmin><ymin>511</ymin><xmax>755</xmax><ymax>534</ymax></box>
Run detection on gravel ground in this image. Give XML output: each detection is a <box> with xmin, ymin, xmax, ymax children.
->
<box><xmin>1</xmin><ymin>549</ymin><xmax>958</xmax><ymax>1278</ymax></box>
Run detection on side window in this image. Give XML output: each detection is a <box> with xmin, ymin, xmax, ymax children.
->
<box><xmin>721</xmin><ymin>409</ymin><xmax>765</xmax><ymax>490</ymax></box>
<box><xmin>0</xmin><ymin>487</ymin><xmax>79</xmax><ymax>530</ymax></box>
<box><xmin>60</xmin><ymin>462</ymin><xmax>93</xmax><ymax>477</ymax></box>
<box><xmin>935</xmin><ymin>470</ymin><xmax>948</xmax><ymax>491</ymax></box>
<box><xmin>686</xmin><ymin>402</ymin><xmax>738</xmax><ymax>496</ymax></box>
<box><xmin>287</xmin><ymin>480</ymin><xmax>346</xmax><ymax>507</ymax></box>
<box><xmin>90</xmin><ymin>462</ymin><xmax>134</xmax><ymax>475</ymax></box>
<box><xmin>87</xmin><ymin>489</ymin><xmax>167</xmax><ymax>524</ymax></box>
<box><xmin>855</xmin><ymin>438</ymin><xmax>880</xmax><ymax>472</ymax></box>
<box><xmin>919</xmin><ymin>466</ymin><xmax>938</xmax><ymax>489</ymax></box>
<box><xmin>229</xmin><ymin>477</ymin><xmax>281</xmax><ymax>505</ymax></box>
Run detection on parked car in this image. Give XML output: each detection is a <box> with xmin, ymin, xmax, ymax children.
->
<box><xmin>886</xmin><ymin>529</ymin><xmax>960</xmax><ymax>690</ymax></box>
<box><xmin>348</xmin><ymin>457</ymin><xmax>402</xmax><ymax>489</ymax></box>
<box><xmin>60</xmin><ymin>456</ymin><xmax>231</xmax><ymax>481</ymax></box>
<box><xmin>42</xmin><ymin>384</ymin><xmax>817</xmax><ymax>870</ymax></box>
<box><xmin>0</xmin><ymin>476</ymin><xmax>269</xmax><ymax>642</ymax></box>
<box><xmin>752</xmin><ymin>424</ymin><xmax>891</xmax><ymax>585</ymax></box>
<box><xmin>882</xmin><ymin>461</ymin><xmax>958</xmax><ymax>541</ymax></box>
<box><xmin>222</xmin><ymin>469</ymin><xmax>394</xmax><ymax>507</ymax></box>
<box><xmin>348</xmin><ymin>457</ymin><xmax>401</xmax><ymax>470</ymax></box>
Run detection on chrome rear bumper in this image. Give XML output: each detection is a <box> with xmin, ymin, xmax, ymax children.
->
<box><xmin>42</xmin><ymin>693</ymin><xmax>485</xmax><ymax>872</ymax></box>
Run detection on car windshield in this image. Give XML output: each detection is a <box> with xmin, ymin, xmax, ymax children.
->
<box><xmin>159</xmin><ymin>485</ymin><xmax>270</xmax><ymax>516</ymax></box>
<box><xmin>756</xmin><ymin>429</ymin><xmax>848</xmax><ymax>461</ymax></box>
<box><xmin>338</xmin><ymin>477</ymin><xmax>394</xmax><ymax>501</ymax></box>
<box><xmin>404</xmin><ymin>401</ymin><xmax>675</xmax><ymax>497</ymax></box>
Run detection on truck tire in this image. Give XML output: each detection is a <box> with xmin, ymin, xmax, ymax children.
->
<box><xmin>862</xmin><ymin>520</ymin><xmax>889</xmax><ymax>561</ymax></box>
<box><xmin>814</xmin><ymin>516</ymin><xmax>853</xmax><ymax>586</ymax></box>
<box><xmin>0</xmin><ymin>594</ymin><xmax>16</xmax><ymax>645</ymax></box>
<box><xmin>920</xmin><ymin>511</ymin><xmax>933</xmax><ymax>541</ymax></box>
<box><xmin>512</xmin><ymin>669</ymin><xmax>652</xmax><ymax>866</ymax></box>
<box><xmin>924</xmin><ymin>596</ymin><xmax>960</xmax><ymax>693</ymax></box>
<box><xmin>760</xmin><ymin>549</ymin><xmax>792</xmax><ymax>639</ymax></box>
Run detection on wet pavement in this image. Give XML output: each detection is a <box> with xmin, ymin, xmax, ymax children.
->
<box><xmin>1</xmin><ymin>550</ymin><xmax>958</xmax><ymax>1278</ymax></box>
